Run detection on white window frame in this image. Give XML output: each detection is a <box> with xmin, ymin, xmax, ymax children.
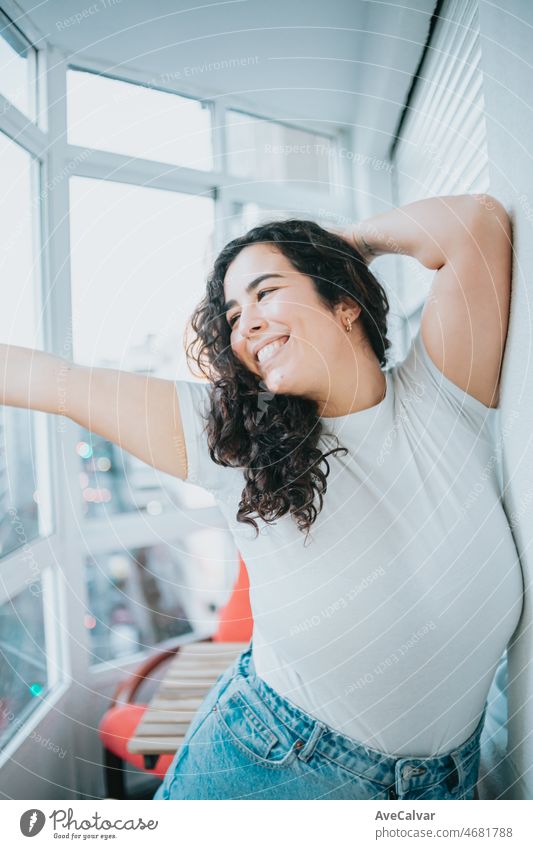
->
<box><xmin>0</xmin><ymin>9</ymin><xmax>356</xmax><ymax>772</ymax></box>
<box><xmin>0</xmin><ymin>37</ymin><xmax>74</xmax><ymax>768</ymax></box>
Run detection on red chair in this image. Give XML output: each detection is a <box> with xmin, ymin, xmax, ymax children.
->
<box><xmin>212</xmin><ymin>554</ymin><xmax>252</xmax><ymax>643</ymax></box>
<box><xmin>98</xmin><ymin>557</ymin><xmax>252</xmax><ymax>798</ymax></box>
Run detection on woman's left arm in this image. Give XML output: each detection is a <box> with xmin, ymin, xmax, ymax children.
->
<box><xmin>346</xmin><ymin>194</ymin><xmax>513</xmax><ymax>408</ymax></box>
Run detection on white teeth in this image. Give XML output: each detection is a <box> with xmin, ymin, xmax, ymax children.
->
<box><xmin>257</xmin><ymin>337</ymin><xmax>289</xmax><ymax>364</ymax></box>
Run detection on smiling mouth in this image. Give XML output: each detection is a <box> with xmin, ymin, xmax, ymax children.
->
<box><xmin>256</xmin><ymin>335</ymin><xmax>290</xmax><ymax>367</ymax></box>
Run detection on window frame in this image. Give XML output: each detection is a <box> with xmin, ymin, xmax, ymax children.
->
<box><xmin>66</xmin><ymin>64</ymin><xmax>216</xmax><ymax>172</ymax></box>
<box><xmin>225</xmin><ymin>105</ymin><xmax>344</xmax><ymax>194</ymax></box>
<box><xmin>0</xmin><ymin>22</ymin><xmax>356</xmax><ymax>764</ymax></box>
<box><xmin>0</xmin><ymin>6</ymin><xmax>39</xmax><ymax>122</ymax></box>
<box><xmin>0</xmin><ymin>37</ymin><xmax>72</xmax><ymax>767</ymax></box>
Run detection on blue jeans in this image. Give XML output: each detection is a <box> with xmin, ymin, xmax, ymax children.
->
<box><xmin>153</xmin><ymin>644</ymin><xmax>485</xmax><ymax>800</ymax></box>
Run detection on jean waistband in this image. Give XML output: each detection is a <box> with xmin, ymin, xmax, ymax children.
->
<box><xmin>235</xmin><ymin>645</ymin><xmax>486</xmax><ymax>796</ymax></box>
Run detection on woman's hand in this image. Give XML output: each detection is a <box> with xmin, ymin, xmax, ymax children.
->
<box><xmin>330</xmin><ymin>225</ymin><xmax>377</xmax><ymax>264</ymax></box>
<box><xmin>349</xmin><ymin>229</ymin><xmax>377</xmax><ymax>264</ymax></box>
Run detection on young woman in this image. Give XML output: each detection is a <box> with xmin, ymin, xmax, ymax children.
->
<box><xmin>1</xmin><ymin>195</ymin><xmax>522</xmax><ymax>800</ymax></box>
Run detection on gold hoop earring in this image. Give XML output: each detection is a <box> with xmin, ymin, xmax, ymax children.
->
<box><xmin>345</xmin><ymin>317</ymin><xmax>352</xmax><ymax>333</ymax></box>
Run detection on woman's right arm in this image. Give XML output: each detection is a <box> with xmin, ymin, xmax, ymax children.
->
<box><xmin>0</xmin><ymin>343</ymin><xmax>188</xmax><ymax>479</ymax></box>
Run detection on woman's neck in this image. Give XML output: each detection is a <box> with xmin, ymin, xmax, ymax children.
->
<box><xmin>316</xmin><ymin>335</ymin><xmax>387</xmax><ymax>418</ymax></box>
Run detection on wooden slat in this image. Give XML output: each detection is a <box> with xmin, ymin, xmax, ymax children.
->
<box><xmin>150</xmin><ymin>697</ymin><xmax>203</xmax><ymax>710</ymax></box>
<box><xmin>140</xmin><ymin>709</ymin><xmax>201</xmax><ymax>723</ymax></box>
<box><xmin>135</xmin><ymin>722</ymin><xmax>192</xmax><ymax>735</ymax></box>
<box><xmin>128</xmin><ymin>736</ymin><xmax>186</xmax><ymax>755</ymax></box>
<box><xmin>178</xmin><ymin>641</ymin><xmax>248</xmax><ymax>654</ymax></box>
<box><xmin>140</xmin><ymin>709</ymin><xmax>199</xmax><ymax>723</ymax></box>
<box><xmin>163</xmin><ymin>674</ymin><xmax>217</xmax><ymax>685</ymax></box>
<box><xmin>165</xmin><ymin>668</ymin><xmax>225</xmax><ymax>680</ymax></box>
<box><xmin>161</xmin><ymin>684</ymin><xmax>214</xmax><ymax>695</ymax></box>
<box><xmin>165</xmin><ymin>657</ymin><xmax>232</xmax><ymax>669</ymax></box>
<box><xmin>127</xmin><ymin>641</ymin><xmax>249</xmax><ymax>757</ymax></box>
<box><xmin>175</xmin><ymin>653</ymin><xmax>240</xmax><ymax>663</ymax></box>
<box><xmin>153</xmin><ymin>689</ymin><xmax>206</xmax><ymax>699</ymax></box>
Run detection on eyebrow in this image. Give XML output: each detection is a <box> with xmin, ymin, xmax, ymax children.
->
<box><xmin>223</xmin><ymin>274</ymin><xmax>284</xmax><ymax>313</ymax></box>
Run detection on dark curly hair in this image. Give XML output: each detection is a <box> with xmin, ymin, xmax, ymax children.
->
<box><xmin>186</xmin><ymin>219</ymin><xmax>391</xmax><ymax>543</ymax></box>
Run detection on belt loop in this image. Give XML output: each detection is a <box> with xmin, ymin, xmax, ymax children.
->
<box><xmin>449</xmin><ymin>749</ymin><xmax>465</xmax><ymax>790</ymax></box>
<box><xmin>297</xmin><ymin>721</ymin><xmax>327</xmax><ymax>762</ymax></box>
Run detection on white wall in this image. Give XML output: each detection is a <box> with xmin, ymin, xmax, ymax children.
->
<box><xmin>370</xmin><ymin>0</ymin><xmax>531</xmax><ymax>799</ymax></box>
<box><xmin>478</xmin><ymin>0</ymin><xmax>533</xmax><ymax>800</ymax></box>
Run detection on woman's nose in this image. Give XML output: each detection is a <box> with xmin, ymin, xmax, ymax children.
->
<box><xmin>238</xmin><ymin>306</ymin><xmax>267</xmax><ymax>336</ymax></box>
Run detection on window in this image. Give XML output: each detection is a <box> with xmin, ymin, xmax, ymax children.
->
<box><xmin>0</xmin><ymin>584</ymin><xmax>48</xmax><ymax>749</ymax></box>
<box><xmin>227</xmin><ymin>201</ymin><xmax>340</xmax><ymax>241</ymax></box>
<box><xmin>67</xmin><ymin>69</ymin><xmax>213</xmax><ymax>170</ymax></box>
<box><xmin>226</xmin><ymin>109</ymin><xmax>334</xmax><ymax>192</ymax></box>
<box><xmin>0</xmin><ymin>132</ymin><xmax>46</xmax><ymax>559</ymax></box>
<box><xmin>0</xmin><ymin>39</ymin><xmax>352</xmax><ymax>780</ymax></box>
<box><xmin>85</xmin><ymin>543</ymin><xmax>193</xmax><ymax>665</ymax></box>
<box><xmin>69</xmin><ymin>176</ymin><xmax>214</xmax><ymax>517</ymax></box>
<box><xmin>0</xmin><ymin>10</ymin><xmax>37</xmax><ymax>120</ymax></box>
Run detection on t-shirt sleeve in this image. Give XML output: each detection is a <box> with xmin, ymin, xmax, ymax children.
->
<box><xmin>395</xmin><ymin>328</ymin><xmax>498</xmax><ymax>437</ymax></box>
<box><xmin>175</xmin><ymin>379</ymin><xmax>230</xmax><ymax>493</ymax></box>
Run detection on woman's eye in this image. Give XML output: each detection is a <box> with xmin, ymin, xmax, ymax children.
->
<box><xmin>228</xmin><ymin>289</ymin><xmax>276</xmax><ymax>328</ymax></box>
<box><xmin>258</xmin><ymin>287</ymin><xmax>276</xmax><ymax>299</ymax></box>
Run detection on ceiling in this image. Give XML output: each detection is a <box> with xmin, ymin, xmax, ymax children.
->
<box><xmin>11</xmin><ymin>0</ymin><xmax>436</xmax><ymax>157</ymax></box>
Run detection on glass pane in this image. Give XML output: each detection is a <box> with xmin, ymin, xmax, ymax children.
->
<box><xmin>67</xmin><ymin>69</ymin><xmax>213</xmax><ymax>170</ymax></box>
<box><xmin>0</xmin><ymin>11</ymin><xmax>35</xmax><ymax>119</ymax></box>
<box><xmin>227</xmin><ymin>201</ymin><xmax>339</xmax><ymax>241</ymax></box>
<box><xmin>69</xmin><ymin>176</ymin><xmax>214</xmax><ymax>516</ymax></box>
<box><xmin>0</xmin><ymin>132</ymin><xmax>42</xmax><ymax>559</ymax></box>
<box><xmin>75</xmin><ymin>430</ymin><xmax>188</xmax><ymax>519</ymax></box>
<box><xmin>226</xmin><ymin>110</ymin><xmax>333</xmax><ymax>192</ymax></box>
<box><xmin>0</xmin><ymin>583</ymin><xmax>48</xmax><ymax>749</ymax></box>
<box><xmin>85</xmin><ymin>544</ymin><xmax>193</xmax><ymax>664</ymax></box>
<box><xmin>184</xmin><ymin>527</ymin><xmax>238</xmax><ymax>633</ymax></box>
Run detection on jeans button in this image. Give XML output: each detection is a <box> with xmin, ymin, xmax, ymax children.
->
<box><xmin>403</xmin><ymin>764</ymin><xmax>426</xmax><ymax>778</ymax></box>
<box><xmin>294</xmin><ymin>740</ymin><xmax>304</xmax><ymax>750</ymax></box>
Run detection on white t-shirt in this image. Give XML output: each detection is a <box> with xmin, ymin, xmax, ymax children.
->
<box><xmin>175</xmin><ymin>330</ymin><xmax>523</xmax><ymax>757</ymax></box>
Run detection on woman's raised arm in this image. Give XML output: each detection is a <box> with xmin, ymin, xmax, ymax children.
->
<box><xmin>347</xmin><ymin>193</ymin><xmax>509</xmax><ymax>271</ymax></box>
<box><xmin>0</xmin><ymin>343</ymin><xmax>188</xmax><ymax>479</ymax></box>
<box><xmin>344</xmin><ymin>194</ymin><xmax>512</xmax><ymax>408</ymax></box>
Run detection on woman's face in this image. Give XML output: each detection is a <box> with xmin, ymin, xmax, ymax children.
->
<box><xmin>223</xmin><ymin>243</ymin><xmax>354</xmax><ymax>399</ymax></box>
